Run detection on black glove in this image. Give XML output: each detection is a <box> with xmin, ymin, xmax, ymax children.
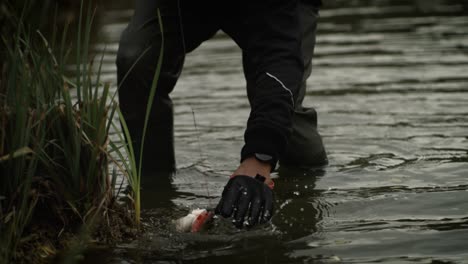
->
<box><xmin>215</xmin><ymin>175</ymin><xmax>274</xmax><ymax>228</ymax></box>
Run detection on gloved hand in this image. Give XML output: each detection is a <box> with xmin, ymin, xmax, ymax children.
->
<box><xmin>215</xmin><ymin>174</ymin><xmax>274</xmax><ymax>228</ymax></box>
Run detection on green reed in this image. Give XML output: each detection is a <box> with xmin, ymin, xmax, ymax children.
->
<box><xmin>0</xmin><ymin>1</ymin><xmax>159</xmax><ymax>261</ymax></box>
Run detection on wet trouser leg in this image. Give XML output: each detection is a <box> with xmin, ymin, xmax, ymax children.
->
<box><xmin>280</xmin><ymin>2</ymin><xmax>328</xmax><ymax>168</ymax></box>
<box><xmin>116</xmin><ymin>0</ymin><xmax>218</xmax><ymax>173</ymax></box>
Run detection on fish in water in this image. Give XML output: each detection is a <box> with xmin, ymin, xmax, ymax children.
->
<box><xmin>174</xmin><ymin>208</ymin><xmax>214</xmax><ymax>232</ymax></box>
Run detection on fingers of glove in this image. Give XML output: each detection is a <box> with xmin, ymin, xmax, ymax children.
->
<box><xmin>260</xmin><ymin>187</ymin><xmax>274</xmax><ymax>223</ymax></box>
<box><xmin>233</xmin><ymin>187</ymin><xmax>252</xmax><ymax>228</ymax></box>
<box><xmin>246</xmin><ymin>197</ymin><xmax>263</xmax><ymax>227</ymax></box>
<box><xmin>214</xmin><ymin>196</ymin><xmax>224</xmax><ymax>215</ymax></box>
<box><xmin>218</xmin><ymin>180</ymin><xmax>241</xmax><ymax>217</ymax></box>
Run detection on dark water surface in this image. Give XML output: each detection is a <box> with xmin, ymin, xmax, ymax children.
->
<box><xmin>90</xmin><ymin>0</ymin><xmax>468</xmax><ymax>263</ymax></box>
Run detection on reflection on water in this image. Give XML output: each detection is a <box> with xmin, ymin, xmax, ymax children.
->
<box><xmin>87</xmin><ymin>0</ymin><xmax>468</xmax><ymax>263</ymax></box>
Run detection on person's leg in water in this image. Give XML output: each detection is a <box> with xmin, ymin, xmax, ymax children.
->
<box><xmin>280</xmin><ymin>1</ymin><xmax>328</xmax><ymax>168</ymax></box>
<box><xmin>116</xmin><ymin>0</ymin><xmax>219</xmax><ymax>177</ymax></box>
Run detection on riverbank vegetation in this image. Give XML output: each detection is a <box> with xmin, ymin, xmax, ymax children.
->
<box><xmin>0</xmin><ymin>1</ymin><xmax>158</xmax><ymax>262</ymax></box>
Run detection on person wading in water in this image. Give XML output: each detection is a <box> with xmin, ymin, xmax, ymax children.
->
<box><xmin>116</xmin><ymin>0</ymin><xmax>327</xmax><ymax>228</ymax></box>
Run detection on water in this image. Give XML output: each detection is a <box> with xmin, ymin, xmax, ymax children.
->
<box><xmin>89</xmin><ymin>0</ymin><xmax>468</xmax><ymax>263</ymax></box>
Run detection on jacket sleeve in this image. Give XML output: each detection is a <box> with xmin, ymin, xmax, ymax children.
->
<box><xmin>240</xmin><ymin>0</ymin><xmax>304</xmax><ymax>168</ymax></box>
